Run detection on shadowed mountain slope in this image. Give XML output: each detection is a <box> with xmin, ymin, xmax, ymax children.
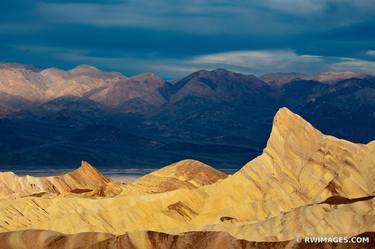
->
<box><xmin>160</xmin><ymin>69</ymin><xmax>270</xmax><ymax>103</ymax></box>
<box><xmin>261</xmin><ymin>71</ymin><xmax>369</xmax><ymax>87</ymax></box>
<box><xmin>88</xmin><ymin>72</ymin><xmax>166</xmax><ymax>113</ymax></box>
<box><xmin>0</xmin><ymin>63</ymin><xmax>374</xmax><ymax>169</ymax></box>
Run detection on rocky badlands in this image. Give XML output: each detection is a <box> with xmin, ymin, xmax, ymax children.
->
<box><xmin>0</xmin><ymin>108</ymin><xmax>374</xmax><ymax>248</ymax></box>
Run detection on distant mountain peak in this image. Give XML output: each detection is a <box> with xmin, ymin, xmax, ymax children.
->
<box><xmin>211</xmin><ymin>68</ymin><xmax>233</xmax><ymax>74</ymax></box>
<box><xmin>261</xmin><ymin>71</ymin><xmax>369</xmax><ymax>87</ymax></box>
<box><xmin>186</xmin><ymin>68</ymin><xmax>260</xmax><ymax>81</ymax></box>
<box><xmin>314</xmin><ymin>71</ymin><xmax>368</xmax><ymax>84</ymax></box>
<box><xmin>0</xmin><ymin>62</ymin><xmax>41</xmax><ymax>72</ymax></box>
<box><xmin>131</xmin><ymin>72</ymin><xmax>163</xmax><ymax>82</ymax></box>
<box><xmin>193</xmin><ymin>68</ymin><xmax>240</xmax><ymax>77</ymax></box>
<box><xmin>159</xmin><ymin>68</ymin><xmax>269</xmax><ymax>104</ymax></box>
<box><xmin>70</xmin><ymin>64</ymin><xmax>101</xmax><ymax>74</ymax></box>
<box><xmin>87</xmin><ymin>71</ymin><xmax>166</xmax><ymax>108</ymax></box>
<box><xmin>260</xmin><ymin>72</ymin><xmax>309</xmax><ymax>87</ymax></box>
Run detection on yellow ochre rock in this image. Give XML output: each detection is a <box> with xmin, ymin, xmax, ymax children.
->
<box><xmin>132</xmin><ymin>159</ymin><xmax>227</xmax><ymax>193</ymax></box>
<box><xmin>0</xmin><ymin>108</ymin><xmax>374</xmax><ymax>248</ymax></box>
<box><xmin>0</xmin><ymin>161</ymin><xmax>115</xmax><ymax>198</ymax></box>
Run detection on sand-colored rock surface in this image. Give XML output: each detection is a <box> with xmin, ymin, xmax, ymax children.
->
<box><xmin>194</xmin><ymin>107</ymin><xmax>375</xmax><ymax>227</ymax></box>
<box><xmin>0</xmin><ymin>108</ymin><xmax>374</xmax><ymax>248</ymax></box>
<box><xmin>132</xmin><ymin>159</ymin><xmax>227</xmax><ymax>193</ymax></box>
<box><xmin>0</xmin><ymin>230</ymin><xmax>113</xmax><ymax>249</ymax></box>
<box><xmin>0</xmin><ymin>161</ymin><xmax>118</xmax><ymax>198</ymax></box>
<box><xmin>0</xmin><ymin>230</ymin><xmax>373</xmax><ymax>249</ymax></box>
<box><xmin>0</xmin><ymin>159</ymin><xmax>224</xmax><ymax>199</ymax></box>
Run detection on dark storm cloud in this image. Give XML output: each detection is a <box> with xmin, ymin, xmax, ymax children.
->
<box><xmin>0</xmin><ymin>0</ymin><xmax>374</xmax><ymax>77</ymax></box>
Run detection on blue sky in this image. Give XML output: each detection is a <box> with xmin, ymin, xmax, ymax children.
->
<box><xmin>1</xmin><ymin>0</ymin><xmax>375</xmax><ymax>78</ymax></box>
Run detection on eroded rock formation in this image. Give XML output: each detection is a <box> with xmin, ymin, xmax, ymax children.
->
<box><xmin>133</xmin><ymin>159</ymin><xmax>227</xmax><ymax>193</ymax></box>
<box><xmin>0</xmin><ymin>161</ymin><xmax>117</xmax><ymax>198</ymax></box>
<box><xmin>0</xmin><ymin>108</ymin><xmax>374</xmax><ymax>248</ymax></box>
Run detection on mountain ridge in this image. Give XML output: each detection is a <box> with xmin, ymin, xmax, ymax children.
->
<box><xmin>0</xmin><ymin>62</ymin><xmax>374</xmax><ymax>169</ymax></box>
<box><xmin>1</xmin><ymin>62</ymin><xmax>371</xmax><ymax>105</ymax></box>
<box><xmin>261</xmin><ymin>71</ymin><xmax>369</xmax><ymax>87</ymax></box>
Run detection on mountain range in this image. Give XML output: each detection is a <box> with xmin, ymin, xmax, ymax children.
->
<box><xmin>0</xmin><ymin>62</ymin><xmax>374</xmax><ymax>169</ymax></box>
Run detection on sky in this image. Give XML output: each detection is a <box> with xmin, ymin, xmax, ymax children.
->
<box><xmin>1</xmin><ymin>0</ymin><xmax>375</xmax><ymax>78</ymax></box>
